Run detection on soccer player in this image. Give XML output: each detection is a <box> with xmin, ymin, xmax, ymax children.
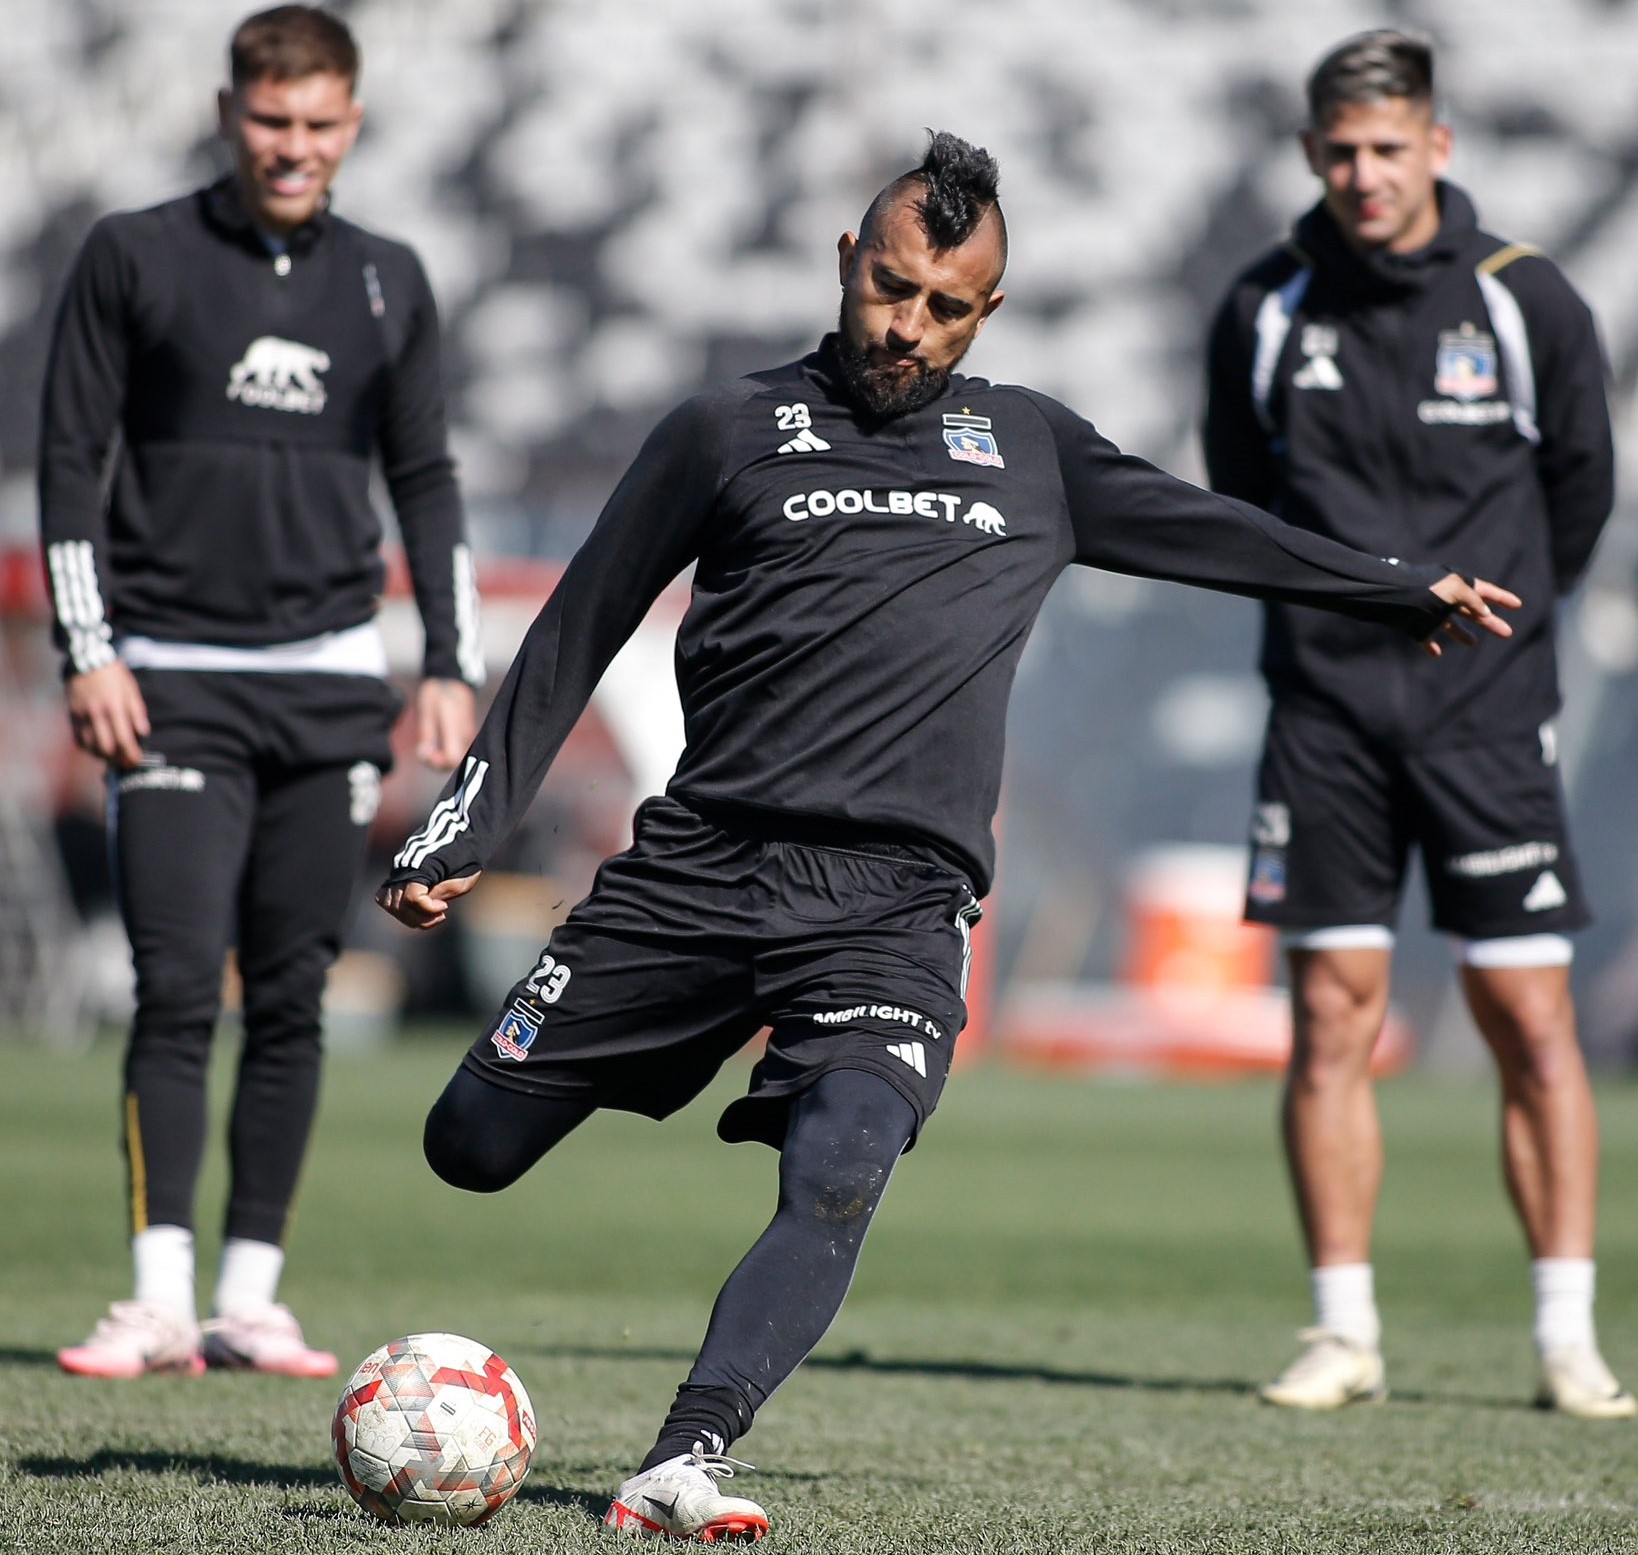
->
<box><xmin>1204</xmin><ymin>30</ymin><xmax>1629</xmax><ymax>1417</ymax></box>
<box><xmin>43</xmin><ymin>5</ymin><xmax>481</xmax><ymax>1379</ymax></box>
<box><xmin>380</xmin><ymin>131</ymin><xmax>1513</xmax><ymax>1541</ymax></box>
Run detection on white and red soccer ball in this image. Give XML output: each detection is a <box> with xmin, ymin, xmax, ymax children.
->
<box><xmin>332</xmin><ymin>1332</ymin><xmax>536</xmax><ymax>1526</ymax></box>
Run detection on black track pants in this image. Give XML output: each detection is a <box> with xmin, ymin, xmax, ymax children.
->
<box><xmin>114</xmin><ymin>669</ymin><xmax>393</xmax><ymax>1243</ymax></box>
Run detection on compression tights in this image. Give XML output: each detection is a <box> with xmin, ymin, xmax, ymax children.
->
<box><xmin>423</xmin><ymin>1065</ymin><xmax>916</xmax><ymax>1468</ymax></box>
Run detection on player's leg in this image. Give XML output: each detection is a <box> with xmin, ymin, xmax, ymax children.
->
<box><xmin>1420</xmin><ymin>729</ymin><xmax>1630</xmax><ymax>1415</ymax></box>
<box><xmin>1246</xmin><ymin>704</ymin><xmax>1405</xmax><ymax>1409</ymax></box>
<box><xmin>1284</xmin><ymin>940</ymin><xmax>1393</xmax><ymax>1270</ymax></box>
<box><xmin>202</xmin><ymin>755</ymin><xmax>369</xmax><ymax>1377</ymax></box>
<box><xmin>59</xmin><ymin>691</ymin><xmax>254</xmax><ymax>1378</ymax></box>
<box><xmin>423</xmin><ymin>1065</ymin><xmax>594</xmax><ymax>1190</ymax></box>
<box><xmin>606</xmin><ymin>1067</ymin><xmax>915</xmax><ymax>1544</ymax></box>
<box><xmin>1460</xmin><ymin>953</ymin><xmax>1592</xmax><ymax>1258</ymax></box>
<box><xmin>1465</xmin><ymin>954</ymin><xmax>1634</xmax><ymax>1415</ymax></box>
<box><xmin>606</xmin><ymin>836</ymin><xmax>977</xmax><ymax>1539</ymax></box>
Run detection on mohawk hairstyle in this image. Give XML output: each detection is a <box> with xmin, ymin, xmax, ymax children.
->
<box><xmin>861</xmin><ymin>129</ymin><xmax>1007</xmax><ymax>272</ymax></box>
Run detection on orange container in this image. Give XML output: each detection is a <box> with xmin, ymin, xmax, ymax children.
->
<box><xmin>1121</xmin><ymin>845</ymin><xmax>1275</xmax><ymax>991</ymax></box>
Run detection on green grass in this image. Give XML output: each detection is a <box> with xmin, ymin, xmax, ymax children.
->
<box><xmin>3</xmin><ymin>1036</ymin><xmax>1637</xmax><ymax>1553</ymax></box>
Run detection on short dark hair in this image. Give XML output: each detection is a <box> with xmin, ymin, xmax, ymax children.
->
<box><xmin>861</xmin><ymin>130</ymin><xmax>1008</xmax><ymax>275</ymax></box>
<box><xmin>230</xmin><ymin>5</ymin><xmax>360</xmax><ymax>91</ymax></box>
<box><xmin>1307</xmin><ymin>29</ymin><xmax>1434</xmax><ymax>126</ymax></box>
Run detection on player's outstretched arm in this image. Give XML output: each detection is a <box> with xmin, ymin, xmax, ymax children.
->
<box><xmin>375</xmin><ymin>872</ymin><xmax>482</xmax><ymax>930</ymax></box>
<box><xmin>1421</xmin><ymin>575</ymin><xmax>1520</xmax><ymax>657</ymax></box>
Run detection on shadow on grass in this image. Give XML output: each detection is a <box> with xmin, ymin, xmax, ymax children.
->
<box><xmin>515</xmin><ymin>1340</ymin><xmax>1257</xmax><ymax>1398</ymax></box>
<box><xmin>512</xmin><ymin>1341</ymin><xmax>1523</xmax><ymax>1410</ymax></box>
<box><xmin>17</xmin><ymin>1449</ymin><xmax>336</xmax><ymax>1489</ymax></box>
<box><xmin>0</xmin><ymin>1347</ymin><xmax>65</xmax><ymax>1368</ymax></box>
<box><xmin>20</xmin><ymin>1449</ymin><xmax>616</xmax><ymax>1523</ymax></box>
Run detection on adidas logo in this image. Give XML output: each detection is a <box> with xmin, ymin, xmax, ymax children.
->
<box><xmin>1523</xmin><ymin>870</ymin><xmax>1568</xmax><ymax>912</ymax></box>
<box><xmin>778</xmin><ymin>427</ymin><xmax>831</xmax><ymax>454</ymax></box>
<box><xmin>885</xmin><ymin>1040</ymin><xmax>927</xmax><ymax>1077</ymax></box>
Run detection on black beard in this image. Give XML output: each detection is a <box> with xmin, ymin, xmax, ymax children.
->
<box><xmin>835</xmin><ymin>318</ymin><xmax>951</xmax><ymax>418</ymax></box>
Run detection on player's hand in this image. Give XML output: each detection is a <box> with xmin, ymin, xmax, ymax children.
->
<box><xmin>64</xmin><ymin>661</ymin><xmax>150</xmax><ymax>769</ymax></box>
<box><xmin>415</xmin><ymin>678</ymin><xmax>477</xmax><ymax>771</ymax></box>
<box><xmin>1423</xmin><ymin>574</ymin><xmax>1520</xmax><ymax>657</ymax></box>
<box><xmin>375</xmin><ymin>871</ymin><xmax>482</xmax><ymax>930</ymax></box>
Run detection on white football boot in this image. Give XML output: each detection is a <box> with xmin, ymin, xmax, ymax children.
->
<box><xmin>1536</xmin><ymin>1345</ymin><xmax>1637</xmax><ymax>1419</ymax></box>
<box><xmin>604</xmin><ymin>1449</ymin><xmax>768</xmax><ymax>1543</ymax></box>
<box><xmin>1259</xmin><ymin>1328</ymin><xmax>1387</xmax><ymax>1410</ymax></box>
<box><xmin>201</xmin><ymin>1303</ymin><xmax>337</xmax><ymax>1378</ymax></box>
<box><xmin>57</xmin><ymin>1299</ymin><xmax>205</xmax><ymax>1378</ymax></box>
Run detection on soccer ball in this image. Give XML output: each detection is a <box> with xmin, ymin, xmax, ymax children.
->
<box><xmin>332</xmin><ymin>1332</ymin><xmax>537</xmax><ymax>1525</ymax></box>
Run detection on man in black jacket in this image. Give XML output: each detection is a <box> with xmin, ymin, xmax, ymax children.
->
<box><xmin>1205</xmin><ymin>30</ymin><xmax>1628</xmax><ymax>1418</ymax></box>
<box><xmin>379</xmin><ymin>129</ymin><xmax>1511</xmax><ymax>1539</ymax></box>
<box><xmin>44</xmin><ymin>5</ymin><xmax>481</xmax><ymax>1380</ymax></box>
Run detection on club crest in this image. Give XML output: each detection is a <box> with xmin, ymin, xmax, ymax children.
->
<box><xmin>489</xmin><ymin>1000</ymin><xmax>542</xmax><ymax>1062</ymax></box>
<box><xmin>1434</xmin><ymin>326</ymin><xmax>1498</xmax><ymax>402</ymax></box>
<box><xmin>943</xmin><ymin>413</ymin><xmax>1004</xmax><ymax>469</ymax></box>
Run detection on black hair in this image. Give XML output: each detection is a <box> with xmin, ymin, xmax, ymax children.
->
<box><xmin>1307</xmin><ymin>29</ymin><xmax>1434</xmax><ymax>126</ymax></box>
<box><xmin>860</xmin><ymin>130</ymin><xmax>1007</xmax><ymax>273</ymax></box>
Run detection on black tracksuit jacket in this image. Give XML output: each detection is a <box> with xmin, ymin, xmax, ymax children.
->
<box><xmin>38</xmin><ymin>177</ymin><xmax>479</xmax><ymax>683</ymax></box>
<box><xmin>1204</xmin><ymin>184</ymin><xmax>1613</xmax><ymax>747</ymax></box>
<box><xmin>391</xmin><ymin>336</ymin><xmax>1457</xmax><ymax>897</ymax></box>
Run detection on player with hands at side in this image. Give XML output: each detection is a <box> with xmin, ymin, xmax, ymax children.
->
<box><xmin>380</xmin><ymin>131</ymin><xmax>1513</xmax><ymax>1542</ymax></box>
<box><xmin>1205</xmin><ymin>30</ymin><xmax>1628</xmax><ymax>1420</ymax></box>
<box><xmin>46</xmin><ymin>4</ymin><xmax>482</xmax><ymax>1383</ymax></box>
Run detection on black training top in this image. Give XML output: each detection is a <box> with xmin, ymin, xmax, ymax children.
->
<box><xmin>391</xmin><ymin>337</ymin><xmax>1455</xmax><ymax>896</ymax></box>
<box><xmin>38</xmin><ymin>177</ymin><xmax>481</xmax><ymax>684</ymax></box>
<box><xmin>1204</xmin><ymin>183</ymin><xmax>1613</xmax><ymax>747</ymax></box>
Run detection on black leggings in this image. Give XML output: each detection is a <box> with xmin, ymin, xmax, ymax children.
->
<box><xmin>424</xmin><ymin>1065</ymin><xmax>915</xmax><ymax>1459</ymax></box>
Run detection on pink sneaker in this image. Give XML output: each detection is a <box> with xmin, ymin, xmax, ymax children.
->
<box><xmin>58</xmin><ymin>1300</ymin><xmax>205</xmax><ymax>1379</ymax></box>
<box><xmin>201</xmin><ymin>1303</ymin><xmax>338</xmax><ymax>1378</ymax></box>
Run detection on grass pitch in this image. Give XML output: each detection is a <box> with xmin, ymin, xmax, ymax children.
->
<box><xmin>2</xmin><ymin>1035</ymin><xmax>1636</xmax><ymax>1553</ymax></box>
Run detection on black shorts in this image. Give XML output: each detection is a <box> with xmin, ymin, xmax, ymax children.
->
<box><xmin>460</xmin><ymin>796</ymin><xmax>982</xmax><ymax>1149</ymax></box>
<box><xmin>1244</xmin><ymin>702</ymin><xmax>1588</xmax><ymax>939</ymax></box>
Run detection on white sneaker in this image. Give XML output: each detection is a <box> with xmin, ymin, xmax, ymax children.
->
<box><xmin>1259</xmin><ymin>1327</ymin><xmax>1387</xmax><ymax>1410</ymax></box>
<box><xmin>58</xmin><ymin>1300</ymin><xmax>204</xmax><ymax>1379</ymax></box>
<box><xmin>201</xmin><ymin>1303</ymin><xmax>337</xmax><ymax>1378</ymax></box>
<box><xmin>604</xmin><ymin>1450</ymin><xmax>769</xmax><ymax>1543</ymax></box>
<box><xmin>1536</xmin><ymin>1345</ymin><xmax>1637</xmax><ymax>1419</ymax></box>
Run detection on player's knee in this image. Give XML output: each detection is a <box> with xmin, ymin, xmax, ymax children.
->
<box><xmin>1290</xmin><ymin>972</ymin><xmax>1385</xmax><ymax>1075</ymax></box>
<box><xmin>421</xmin><ymin>1087</ymin><xmax>526</xmax><ymax>1193</ymax></box>
<box><xmin>1482</xmin><ymin>997</ymin><xmax>1580</xmax><ymax>1087</ymax></box>
<box><xmin>422</xmin><ymin>1115</ymin><xmax>523</xmax><ymax>1194</ymax></box>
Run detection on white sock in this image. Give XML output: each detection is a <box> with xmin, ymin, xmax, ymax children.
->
<box><xmin>132</xmin><ymin>1225</ymin><xmax>195</xmax><ymax>1320</ymax></box>
<box><xmin>1312</xmin><ymin>1263</ymin><xmax>1380</xmax><ymax>1349</ymax></box>
<box><xmin>1533</xmin><ymin>1258</ymin><xmax>1596</xmax><ymax>1353</ymax></box>
<box><xmin>212</xmin><ymin>1238</ymin><xmax>285</xmax><ymax>1316</ymax></box>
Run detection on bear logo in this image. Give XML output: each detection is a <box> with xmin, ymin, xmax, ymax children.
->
<box><xmin>226</xmin><ymin>335</ymin><xmax>332</xmax><ymax>414</ymax></box>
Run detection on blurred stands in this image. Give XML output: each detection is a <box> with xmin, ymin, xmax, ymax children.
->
<box><xmin>4</xmin><ymin>0</ymin><xmax>1638</xmax><ymax>1058</ymax></box>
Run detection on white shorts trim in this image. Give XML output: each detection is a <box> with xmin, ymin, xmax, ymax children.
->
<box><xmin>1280</xmin><ymin>924</ymin><xmax>1396</xmax><ymax>953</ymax></box>
<box><xmin>1457</xmin><ymin>933</ymin><xmax>1574</xmax><ymax>969</ymax></box>
<box><xmin>119</xmin><ymin>620</ymin><xmax>389</xmax><ymax>678</ymax></box>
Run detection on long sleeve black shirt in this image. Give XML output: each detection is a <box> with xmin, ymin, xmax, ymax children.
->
<box><xmin>1204</xmin><ymin>184</ymin><xmax>1613</xmax><ymax>746</ymax></box>
<box><xmin>38</xmin><ymin>177</ymin><xmax>481</xmax><ymax>683</ymax></box>
<box><xmin>392</xmin><ymin>338</ymin><xmax>1455</xmax><ymax>897</ymax></box>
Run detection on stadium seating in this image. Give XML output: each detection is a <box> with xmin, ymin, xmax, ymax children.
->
<box><xmin>3</xmin><ymin>0</ymin><xmax>1637</xmax><ymax>1056</ymax></box>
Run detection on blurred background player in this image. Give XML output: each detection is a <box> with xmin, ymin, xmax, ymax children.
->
<box><xmin>378</xmin><ymin>131</ymin><xmax>1512</xmax><ymax>1541</ymax></box>
<box><xmin>1204</xmin><ymin>29</ymin><xmax>1629</xmax><ymax>1418</ymax></box>
<box><xmin>44</xmin><ymin>5</ymin><xmax>482</xmax><ymax>1379</ymax></box>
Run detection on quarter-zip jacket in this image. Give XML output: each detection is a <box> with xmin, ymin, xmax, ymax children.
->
<box><xmin>1204</xmin><ymin>184</ymin><xmax>1613</xmax><ymax>746</ymax></box>
<box><xmin>391</xmin><ymin>338</ymin><xmax>1456</xmax><ymax>897</ymax></box>
<box><xmin>38</xmin><ymin>177</ymin><xmax>481</xmax><ymax>684</ymax></box>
